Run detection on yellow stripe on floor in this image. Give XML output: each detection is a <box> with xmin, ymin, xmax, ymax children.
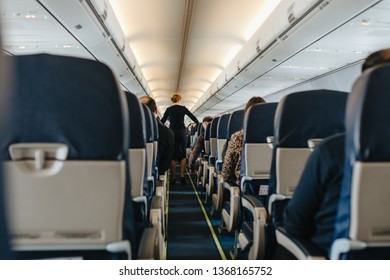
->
<box><xmin>187</xmin><ymin>170</ymin><xmax>227</xmax><ymax>260</ymax></box>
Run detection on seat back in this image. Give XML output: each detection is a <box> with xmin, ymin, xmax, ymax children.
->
<box><xmin>270</xmin><ymin>89</ymin><xmax>348</xmax><ymax>198</ymax></box>
<box><xmin>124</xmin><ymin>92</ymin><xmax>147</xmax><ymax>199</ymax></box>
<box><xmin>209</xmin><ymin>117</ymin><xmax>220</xmax><ymax>159</ymax></box>
<box><xmin>242</xmin><ymin>103</ymin><xmax>277</xmax><ymax>183</ymax></box>
<box><xmin>216</xmin><ymin>113</ymin><xmax>230</xmax><ymax>169</ymax></box>
<box><xmin>152</xmin><ymin>113</ymin><xmax>159</xmax><ymax>178</ymax></box>
<box><xmin>2</xmin><ymin>54</ymin><xmax>133</xmax><ymax>258</ymax></box>
<box><xmin>204</xmin><ymin>122</ymin><xmax>212</xmax><ymax>155</ymax></box>
<box><xmin>227</xmin><ymin>110</ymin><xmax>244</xmax><ymax>141</ymax></box>
<box><xmin>0</xmin><ymin>39</ymin><xmax>12</xmax><ymax>259</ymax></box>
<box><xmin>333</xmin><ymin>64</ymin><xmax>390</xmax><ymax>259</ymax></box>
<box><xmin>142</xmin><ymin>105</ymin><xmax>154</xmax><ymax>179</ymax></box>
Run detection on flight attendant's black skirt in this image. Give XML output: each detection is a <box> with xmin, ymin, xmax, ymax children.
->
<box><xmin>171</xmin><ymin>128</ymin><xmax>187</xmax><ymax>161</ymax></box>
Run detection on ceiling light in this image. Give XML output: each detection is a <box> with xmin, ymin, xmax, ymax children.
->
<box><xmin>361</xmin><ymin>19</ymin><xmax>370</xmax><ymax>26</ymax></box>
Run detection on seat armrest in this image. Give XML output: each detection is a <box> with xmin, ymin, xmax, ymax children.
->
<box><xmin>268</xmin><ymin>193</ymin><xmax>290</xmax><ymax>217</ymax></box>
<box><xmin>239</xmin><ymin>195</ymin><xmax>268</xmax><ymax>259</ymax></box>
<box><xmin>223</xmin><ymin>180</ymin><xmax>238</xmax><ymax>191</ymax></box>
<box><xmin>137</xmin><ymin>226</ymin><xmax>159</xmax><ymax>259</ymax></box>
<box><xmin>266</xmin><ymin>136</ymin><xmax>274</xmax><ymax>149</ymax></box>
<box><xmin>150</xmin><ymin>196</ymin><xmax>162</xmax><ymax>227</ymax></box>
<box><xmin>307</xmin><ymin>138</ymin><xmax>323</xmax><ymax>151</ymax></box>
<box><xmin>133</xmin><ymin>195</ymin><xmax>148</xmax><ymax>223</ymax></box>
<box><xmin>329</xmin><ymin>238</ymin><xmax>367</xmax><ymax>260</ymax></box>
<box><xmin>275</xmin><ymin>227</ymin><xmax>326</xmax><ymax>260</ymax></box>
<box><xmin>150</xmin><ymin>195</ymin><xmax>162</xmax><ymax>210</ymax></box>
<box><xmin>242</xmin><ymin>194</ymin><xmax>265</xmax><ymax>209</ymax></box>
<box><xmin>209</xmin><ymin>156</ymin><xmax>215</xmax><ymax>166</ymax></box>
<box><xmin>106</xmin><ymin>240</ymin><xmax>132</xmax><ymax>260</ymax></box>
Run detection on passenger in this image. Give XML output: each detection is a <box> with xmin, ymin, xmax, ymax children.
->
<box><xmin>221</xmin><ymin>97</ymin><xmax>266</xmax><ymax>185</ymax></box>
<box><xmin>161</xmin><ymin>93</ymin><xmax>200</xmax><ymax>185</ymax></box>
<box><xmin>282</xmin><ymin>48</ymin><xmax>390</xmax><ymax>258</ymax></box>
<box><xmin>187</xmin><ymin>116</ymin><xmax>213</xmax><ymax>173</ymax></box>
<box><xmin>139</xmin><ymin>96</ymin><xmax>174</xmax><ymax>176</ymax></box>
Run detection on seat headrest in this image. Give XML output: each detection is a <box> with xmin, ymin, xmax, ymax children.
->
<box><xmin>244</xmin><ymin>103</ymin><xmax>278</xmax><ymax>143</ymax></box>
<box><xmin>124</xmin><ymin>92</ymin><xmax>146</xmax><ymax>149</ymax></box>
<box><xmin>2</xmin><ymin>54</ymin><xmax>128</xmax><ymax>161</ymax></box>
<box><xmin>210</xmin><ymin>117</ymin><xmax>220</xmax><ymax>138</ymax></box>
<box><xmin>227</xmin><ymin>110</ymin><xmax>244</xmax><ymax>139</ymax></box>
<box><xmin>274</xmin><ymin>89</ymin><xmax>348</xmax><ymax>148</ymax></box>
<box><xmin>141</xmin><ymin>104</ymin><xmax>154</xmax><ymax>143</ymax></box>
<box><xmin>152</xmin><ymin>115</ymin><xmax>158</xmax><ymax>141</ymax></box>
<box><xmin>346</xmin><ymin>63</ymin><xmax>390</xmax><ymax>162</ymax></box>
<box><xmin>196</xmin><ymin>123</ymin><xmax>203</xmax><ymax>134</ymax></box>
<box><xmin>204</xmin><ymin>122</ymin><xmax>212</xmax><ymax>140</ymax></box>
<box><xmin>217</xmin><ymin>113</ymin><xmax>230</xmax><ymax>139</ymax></box>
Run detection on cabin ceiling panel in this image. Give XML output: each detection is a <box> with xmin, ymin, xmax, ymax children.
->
<box><xmin>1</xmin><ymin>0</ymin><xmax>93</xmax><ymax>59</ymax></box>
<box><xmin>211</xmin><ymin>0</ymin><xmax>390</xmax><ymax>117</ymax></box>
<box><xmin>5</xmin><ymin>0</ymin><xmax>390</xmax><ymax>119</ymax></box>
<box><xmin>108</xmin><ymin>0</ymin><xmax>280</xmax><ymax>116</ymax></box>
<box><xmin>108</xmin><ymin>0</ymin><xmax>185</xmax><ymax>103</ymax></box>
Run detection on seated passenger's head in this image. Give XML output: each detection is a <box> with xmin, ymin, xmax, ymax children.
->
<box><xmin>201</xmin><ymin>116</ymin><xmax>213</xmax><ymax>129</ymax></box>
<box><xmin>244</xmin><ymin>96</ymin><xmax>266</xmax><ymax>115</ymax></box>
<box><xmin>139</xmin><ymin>95</ymin><xmax>157</xmax><ymax>116</ymax></box>
<box><xmin>362</xmin><ymin>48</ymin><xmax>390</xmax><ymax>72</ymax></box>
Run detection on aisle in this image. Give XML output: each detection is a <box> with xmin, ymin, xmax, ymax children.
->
<box><xmin>166</xmin><ymin>172</ymin><xmax>226</xmax><ymax>260</ymax></box>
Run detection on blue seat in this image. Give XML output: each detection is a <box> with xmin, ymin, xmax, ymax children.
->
<box><xmin>199</xmin><ymin>122</ymin><xmax>212</xmax><ymax>189</ymax></box>
<box><xmin>0</xmin><ymin>38</ymin><xmax>12</xmax><ymax>259</ymax></box>
<box><xmin>124</xmin><ymin>93</ymin><xmax>162</xmax><ymax>258</ymax></box>
<box><xmin>270</xmin><ymin>90</ymin><xmax>347</xmax><ymax>260</ymax></box>
<box><xmin>142</xmin><ymin>104</ymin><xmax>157</xmax><ymax>195</ymax></box>
<box><xmin>215</xmin><ymin>113</ymin><xmax>230</xmax><ymax>171</ymax></box>
<box><xmin>123</xmin><ymin>92</ymin><xmax>148</xmax><ymax>219</ymax></box>
<box><xmin>151</xmin><ymin>113</ymin><xmax>159</xmax><ymax>182</ymax></box>
<box><xmin>230</xmin><ymin>103</ymin><xmax>278</xmax><ymax>259</ymax></box>
<box><xmin>331</xmin><ymin>64</ymin><xmax>390</xmax><ymax>260</ymax></box>
<box><xmin>232</xmin><ymin>90</ymin><xmax>347</xmax><ymax>259</ymax></box>
<box><xmin>211</xmin><ymin>113</ymin><xmax>231</xmax><ymax>213</ymax></box>
<box><xmin>269</xmin><ymin>89</ymin><xmax>348</xmax><ymax>222</ymax></box>
<box><xmin>205</xmin><ymin>116</ymin><xmax>220</xmax><ymax>202</ymax></box>
<box><xmin>2</xmin><ymin>54</ymin><xmax>138</xmax><ymax>259</ymax></box>
<box><xmin>204</xmin><ymin>122</ymin><xmax>212</xmax><ymax>157</ymax></box>
<box><xmin>142</xmin><ymin>104</ymin><xmax>164</xmax><ymax>252</ymax></box>
<box><xmin>217</xmin><ymin>109</ymin><xmax>245</xmax><ymax>232</ymax></box>
<box><xmin>0</xmin><ymin>171</ymin><xmax>11</xmax><ymax>259</ymax></box>
<box><xmin>194</xmin><ymin>122</ymin><xmax>204</xmax><ymax>148</ymax></box>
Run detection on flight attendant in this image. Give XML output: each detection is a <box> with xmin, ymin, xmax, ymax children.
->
<box><xmin>161</xmin><ymin>93</ymin><xmax>199</xmax><ymax>185</ymax></box>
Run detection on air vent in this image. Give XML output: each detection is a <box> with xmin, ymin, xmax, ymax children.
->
<box><xmin>256</xmin><ymin>39</ymin><xmax>261</xmax><ymax>53</ymax></box>
<box><xmin>121</xmin><ymin>38</ymin><xmax>126</xmax><ymax>52</ymax></box>
<box><xmin>287</xmin><ymin>4</ymin><xmax>295</xmax><ymax>23</ymax></box>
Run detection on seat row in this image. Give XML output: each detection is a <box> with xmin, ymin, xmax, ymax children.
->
<box><xmin>0</xmin><ymin>53</ymin><xmax>166</xmax><ymax>259</ymax></box>
<box><xmin>196</xmin><ymin>64</ymin><xmax>390</xmax><ymax>259</ymax></box>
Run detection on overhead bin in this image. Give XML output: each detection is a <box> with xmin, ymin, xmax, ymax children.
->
<box><xmin>193</xmin><ymin>0</ymin><xmax>381</xmax><ymax>113</ymax></box>
<box><xmin>40</xmin><ymin>0</ymin><xmax>150</xmax><ymax>96</ymax></box>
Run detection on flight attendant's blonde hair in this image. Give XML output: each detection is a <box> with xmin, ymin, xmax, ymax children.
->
<box><xmin>171</xmin><ymin>93</ymin><xmax>182</xmax><ymax>103</ymax></box>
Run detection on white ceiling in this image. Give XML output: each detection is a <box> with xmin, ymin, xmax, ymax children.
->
<box><xmin>107</xmin><ymin>0</ymin><xmax>280</xmax><ymax>113</ymax></box>
<box><xmin>1</xmin><ymin>0</ymin><xmax>390</xmax><ymax>120</ymax></box>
